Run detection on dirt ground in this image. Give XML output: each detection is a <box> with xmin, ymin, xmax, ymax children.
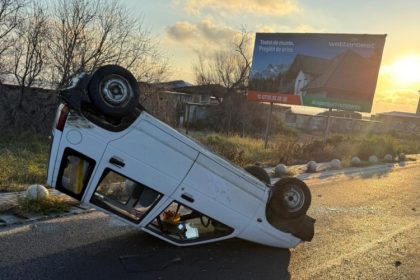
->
<box><xmin>289</xmin><ymin>166</ymin><xmax>420</xmax><ymax>279</ymax></box>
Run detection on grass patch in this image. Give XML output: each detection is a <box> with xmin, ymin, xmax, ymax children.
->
<box><xmin>0</xmin><ymin>184</ymin><xmax>28</xmax><ymax>192</ymax></box>
<box><xmin>196</xmin><ymin>134</ymin><xmax>277</xmax><ymax>167</ymax></box>
<box><xmin>194</xmin><ymin>132</ymin><xmax>420</xmax><ymax>168</ymax></box>
<box><xmin>15</xmin><ymin>195</ymin><xmax>73</xmax><ymax>215</ymax></box>
<box><xmin>0</xmin><ymin>133</ymin><xmax>49</xmax><ymax>192</ymax></box>
<box><xmin>280</xmin><ymin>169</ymin><xmax>297</xmax><ymax>177</ymax></box>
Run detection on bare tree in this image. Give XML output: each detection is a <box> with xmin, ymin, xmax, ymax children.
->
<box><xmin>194</xmin><ymin>29</ymin><xmax>252</xmax><ymax>93</ymax></box>
<box><xmin>48</xmin><ymin>0</ymin><xmax>169</xmax><ymax>88</ymax></box>
<box><xmin>193</xmin><ymin>29</ymin><xmax>253</xmax><ymax>134</ymax></box>
<box><xmin>12</xmin><ymin>2</ymin><xmax>48</xmax><ymax>108</ymax></box>
<box><xmin>0</xmin><ymin>0</ymin><xmax>26</xmax><ymax>76</ymax></box>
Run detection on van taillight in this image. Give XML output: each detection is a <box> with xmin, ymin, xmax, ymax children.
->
<box><xmin>56</xmin><ymin>106</ymin><xmax>69</xmax><ymax>131</ymax></box>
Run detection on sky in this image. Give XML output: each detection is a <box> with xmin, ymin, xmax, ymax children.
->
<box><xmin>125</xmin><ymin>0</ymin><xmax>420</xmax><ymax>114</ymax></box>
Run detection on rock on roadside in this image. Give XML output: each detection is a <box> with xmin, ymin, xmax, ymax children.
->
<box><xmin>26</xmin><ymin>185</ymin><xmax>49</xmax><ymax>201</ymax></box>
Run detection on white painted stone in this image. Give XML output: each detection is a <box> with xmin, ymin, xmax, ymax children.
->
<box><xmin>384</xmin><ymin>154</ymin><xmax>393</xmax><ymax>162</ymax></box>
<box><xmin>368</xmin><ymin>155</ymin><xmax>378</xmax><ymax>164</ymax></box>
<box><xmin>330</xmin><ymin>159</ymin><xmax>341</xmax><ymax>169</ymax></box>
<box><xmin>26</xmin><ymin>184</ymin><xmax>49</xmax><ymax>201</ymax></box>
<box><xmin>398</xmin><ymin>153</ymin><xmax>406</xmax><ymax>161</ymax></box>
<box><xmin>274</xmin><ymin>164</ymin><xmax>288</xmax><ymax>177</ymax></box>
<box><xmin>351</xmin><ymin>156</ymin><xmax>361</xmax><ymax>166</ymax></box>
<box><xmin>306</xmin><ymin>161</ymin><xmax>317</xmax><ymax>173</ymax></box>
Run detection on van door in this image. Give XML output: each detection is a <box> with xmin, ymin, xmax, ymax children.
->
<box><xmin>83</xmin><ymin>119</ymin><xmax>199</xmax><ymax>224</ymax></box>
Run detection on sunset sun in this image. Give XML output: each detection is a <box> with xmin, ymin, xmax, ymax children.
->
<box><xmin>390</xmin><ymin>55</ymin><xmax>420</xmax><ymax>86</ymax></box>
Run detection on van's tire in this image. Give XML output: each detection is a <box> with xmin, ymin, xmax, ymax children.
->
<box><xmin>88</xmin><ymin>65</ymin><xmax>139</xmax><ymax>117</ymax></box>
<box><xmin>244</xmin><ymin>165</ymin><xmax>270</xmax><ymax>185</ymax></box>
<box><xmin>267</xmin><ymin>177</ymin><xmax>311</xmax><ymax>219</ymax></box>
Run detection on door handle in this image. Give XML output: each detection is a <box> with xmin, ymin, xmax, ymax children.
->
<box><xmin>109</xmin><ymin>157</ymin><xmax>125</xmax><ymax>168</ymax></box>
<box><xmin>181</xmin><ymin>193</ymin><xmax>194</xmax><ymax>203</ymax></box>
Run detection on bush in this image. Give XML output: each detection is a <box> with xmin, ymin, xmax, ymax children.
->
<box><xmin>353</xmin><ymin>135</ymin><xmax>400</xmax><ymax>160</ymax></box>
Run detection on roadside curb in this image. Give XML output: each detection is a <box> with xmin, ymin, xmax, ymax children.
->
<box><xmin>0</xmin><ymin>189</ymin><xmax>95</xmax><ymax>228</ymax></box>
<box><xmin>269</xmin><ymin>158</ymin><xmax>420</xmax><ymax>186</ymax></box>
<box><xmin>0</xmin><ymin>206</ymin><xmax>95</xmax><ymax>228</ymax></box>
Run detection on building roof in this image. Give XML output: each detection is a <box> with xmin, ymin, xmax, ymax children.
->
<box><xmin>173</xmin><ymin>84</ymin><xmax>226</xmax><ymax>99</ymax></box>
<box><xmin>376</xmin><ymin>111</ymin><xmax>420</xmax><ymax>119</ymax></box>
<box><xmin>154</xmin><ymin>80</ymin><xmax>193</xmax><ymax>89</ymax></box>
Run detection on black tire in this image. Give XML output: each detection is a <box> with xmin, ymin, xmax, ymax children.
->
<box><xmin>88</xmin><ymin>65</ymin><xmax>140</xmax><ymax>117</ymax></box>
<box><xmin>267</xmin><ymin>177</ymin><xmax>311</xmax><ymax>219</ymax></box>
<box><xmin>244</xmin><ymin>165</ymin><xmax>270</xmax><ymax>185</ymax></box>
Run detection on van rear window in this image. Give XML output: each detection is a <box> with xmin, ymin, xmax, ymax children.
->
<box><xmin>56</xmin><ymin>148</ymin><xmax>95</xmax><ymax>200</ymax></box>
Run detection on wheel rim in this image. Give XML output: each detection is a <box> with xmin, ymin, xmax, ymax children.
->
<box><xmin>100</xmin><ymin>75</ymin><xmax>132</xmax><ymax>106</ymax></box>
<box><xmin>282</xmin><ymin>185</ymin><xmax>305</xmax><ymax>212</ymax></box>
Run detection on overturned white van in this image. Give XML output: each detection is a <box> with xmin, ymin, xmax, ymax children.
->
<box><xmin>47</xmin><ymin>65</ymin><xmax>314</xmax><ymax>248</ymax></box>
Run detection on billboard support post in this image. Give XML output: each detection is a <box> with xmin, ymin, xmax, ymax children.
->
<box><xmin>185</xmin><ymin>103</ymin><xmax>190</xmax><ymax>135</ymax></box>
<box><xmin>264</xmin><ymin>102</ymin><xmax>273</xmax><ymax>149</ymax></box>
<box><xmin>323</xmin><ymin>108</ymin><xmax>332</xmax><ymax>144</ymax></box>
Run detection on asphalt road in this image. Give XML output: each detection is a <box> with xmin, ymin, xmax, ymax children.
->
<box><xmin>0</xmin><ymin>165</ymin><xmax>419</xmax><ymax>280</ymax></box>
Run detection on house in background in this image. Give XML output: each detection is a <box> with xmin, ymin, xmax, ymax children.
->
<box><xmin>372</xmin><ymin>111</ymin><xmax>420</xmax><ymax>134</ymax></box>
<box><xmin>172</xmin><ymin>84</ymin><xmax>226</xmax><ymax>125</ymax></box>
<box><xmin>151</xmin><ymin>81</ymin><xmax>226</xmax><ymax>126</ymax></box>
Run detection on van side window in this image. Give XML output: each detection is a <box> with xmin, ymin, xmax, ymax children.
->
<box><xmin>90</xmin><ymin>169</ymin><xmax>162</xmax><ymax>223</ymax></box>
<box><xmin>57</xmin><ymin>149</ymin><xmax>95</xmax><ymax>200</ymax></box>
<box><xmin>146</xmin><ymin>202</ymin><xmax>234</xmax><ymax>243</ymax></box>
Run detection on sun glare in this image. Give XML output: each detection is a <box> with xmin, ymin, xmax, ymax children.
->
<box><xmin>390</xmin><ymin>55</ymin><xmax>420</xmax><ymax>86</ymax></box>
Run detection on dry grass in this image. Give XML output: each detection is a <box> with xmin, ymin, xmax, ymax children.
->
<box><xmin>0</xmin><ymin>134</ymin><xmax>49</xmax><ymax>192</ymax></box>
<box><xmin>195</xmin><ymin>132</ymin><xmax>420</xmax><ymax>168</ymax></box>
<box><xmin>14</xmin><ymin>195</ymin><xmax>73</xmax><ymax>215</ymax></box>
<box><xmin>196</xmin><ymin>133</ymin><xmax>277</xmax><ymax>167</ymax></box>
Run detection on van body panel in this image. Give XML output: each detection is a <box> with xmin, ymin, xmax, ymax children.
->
<box><xmin>47</xmin><ymin>107</ymin><xmax>313</xmax><ymax>248</ymax></box>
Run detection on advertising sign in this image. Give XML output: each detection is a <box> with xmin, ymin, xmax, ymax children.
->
<box><xmin>248</xmin><ymin>33</ymin><xmax>386</xmax><ymax>112</ymax></box>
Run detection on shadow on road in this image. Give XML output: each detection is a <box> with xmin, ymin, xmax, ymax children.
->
<box><xmin>0</xmin><ymin>231</ymin><xmax>291</xmax><ymax>280</ymax></box>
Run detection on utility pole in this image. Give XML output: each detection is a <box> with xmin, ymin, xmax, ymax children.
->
<box><xmin>416</xmin><ymin>90</ymin><xmax>420</xmax><ymax>115</ymax></box>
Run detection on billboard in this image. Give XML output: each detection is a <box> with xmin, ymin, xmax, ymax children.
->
<box><xmin>248</xmin><ymin>33</ymin><xmax>386</xmax><ymax>112</ymax></box>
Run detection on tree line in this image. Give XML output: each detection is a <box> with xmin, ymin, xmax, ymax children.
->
<box><xmin>0</xmin><ymin>0</ymin><xmax>264</xmax><ymax>136</ymax></box>
<box><xmin>0</xmin><ymin>0</ymin><xmax>169</xmax><ymax>109</ymax></box>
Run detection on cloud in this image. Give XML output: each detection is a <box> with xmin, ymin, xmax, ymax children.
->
<box><xmin>196</xmin><ymin>19</ymin><xmax>237</xmax><ymax>42</ymax></box>
<box><xmin>255</xmin><ymin>23</ymin><xmax>320</xmax><ymax>33</ymax></box>
<box><xmin>176</xmin><ymin>0</ymin><xmax>299</xmax><ymax>16</ymax></box>
<box><xmin>373</xmin><ymin>88</ymin><xmax>419</xmax><ymax>112</ymax></box>
<box><xmin>166</xmin><ymin>21</ymin><xmax>199</xmax><ymax>42</ymax></box>
<box><xmin>166</xmin><ymin>18</ymin><xmax>237</xmax><ymax>46</ymax></box>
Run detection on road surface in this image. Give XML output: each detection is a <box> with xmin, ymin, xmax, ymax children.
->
<box><xmin>0</xmin><ymin>165</ymin><xmax>418</xmax><ymax>279</ymax></box>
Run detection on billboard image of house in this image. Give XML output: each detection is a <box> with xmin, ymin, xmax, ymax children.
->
<box><xmin>248</xmin><ymin>33</ymin><xmax>386</xmax><ymax>112</ymax></box>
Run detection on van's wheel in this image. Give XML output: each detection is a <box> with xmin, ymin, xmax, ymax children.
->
<box><xmin>244</xmin><ymin>165</ymin><xmax>270</xmax><ymax>184</ymax></box>
<box><xmin>88</xmin><ymin>65</ymin><xmax>140</xmax><ymax>117</ymax></box>
<box><xmin>267</xmin><ymin>177</ymin><xmax>311</xmax><ymax>219</ymax></box>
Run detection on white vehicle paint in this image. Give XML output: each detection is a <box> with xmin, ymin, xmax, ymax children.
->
<box><xmin>47</xmin><ymin>65</ymin><xmax>314</xmax><ymax>248</ymax></box>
